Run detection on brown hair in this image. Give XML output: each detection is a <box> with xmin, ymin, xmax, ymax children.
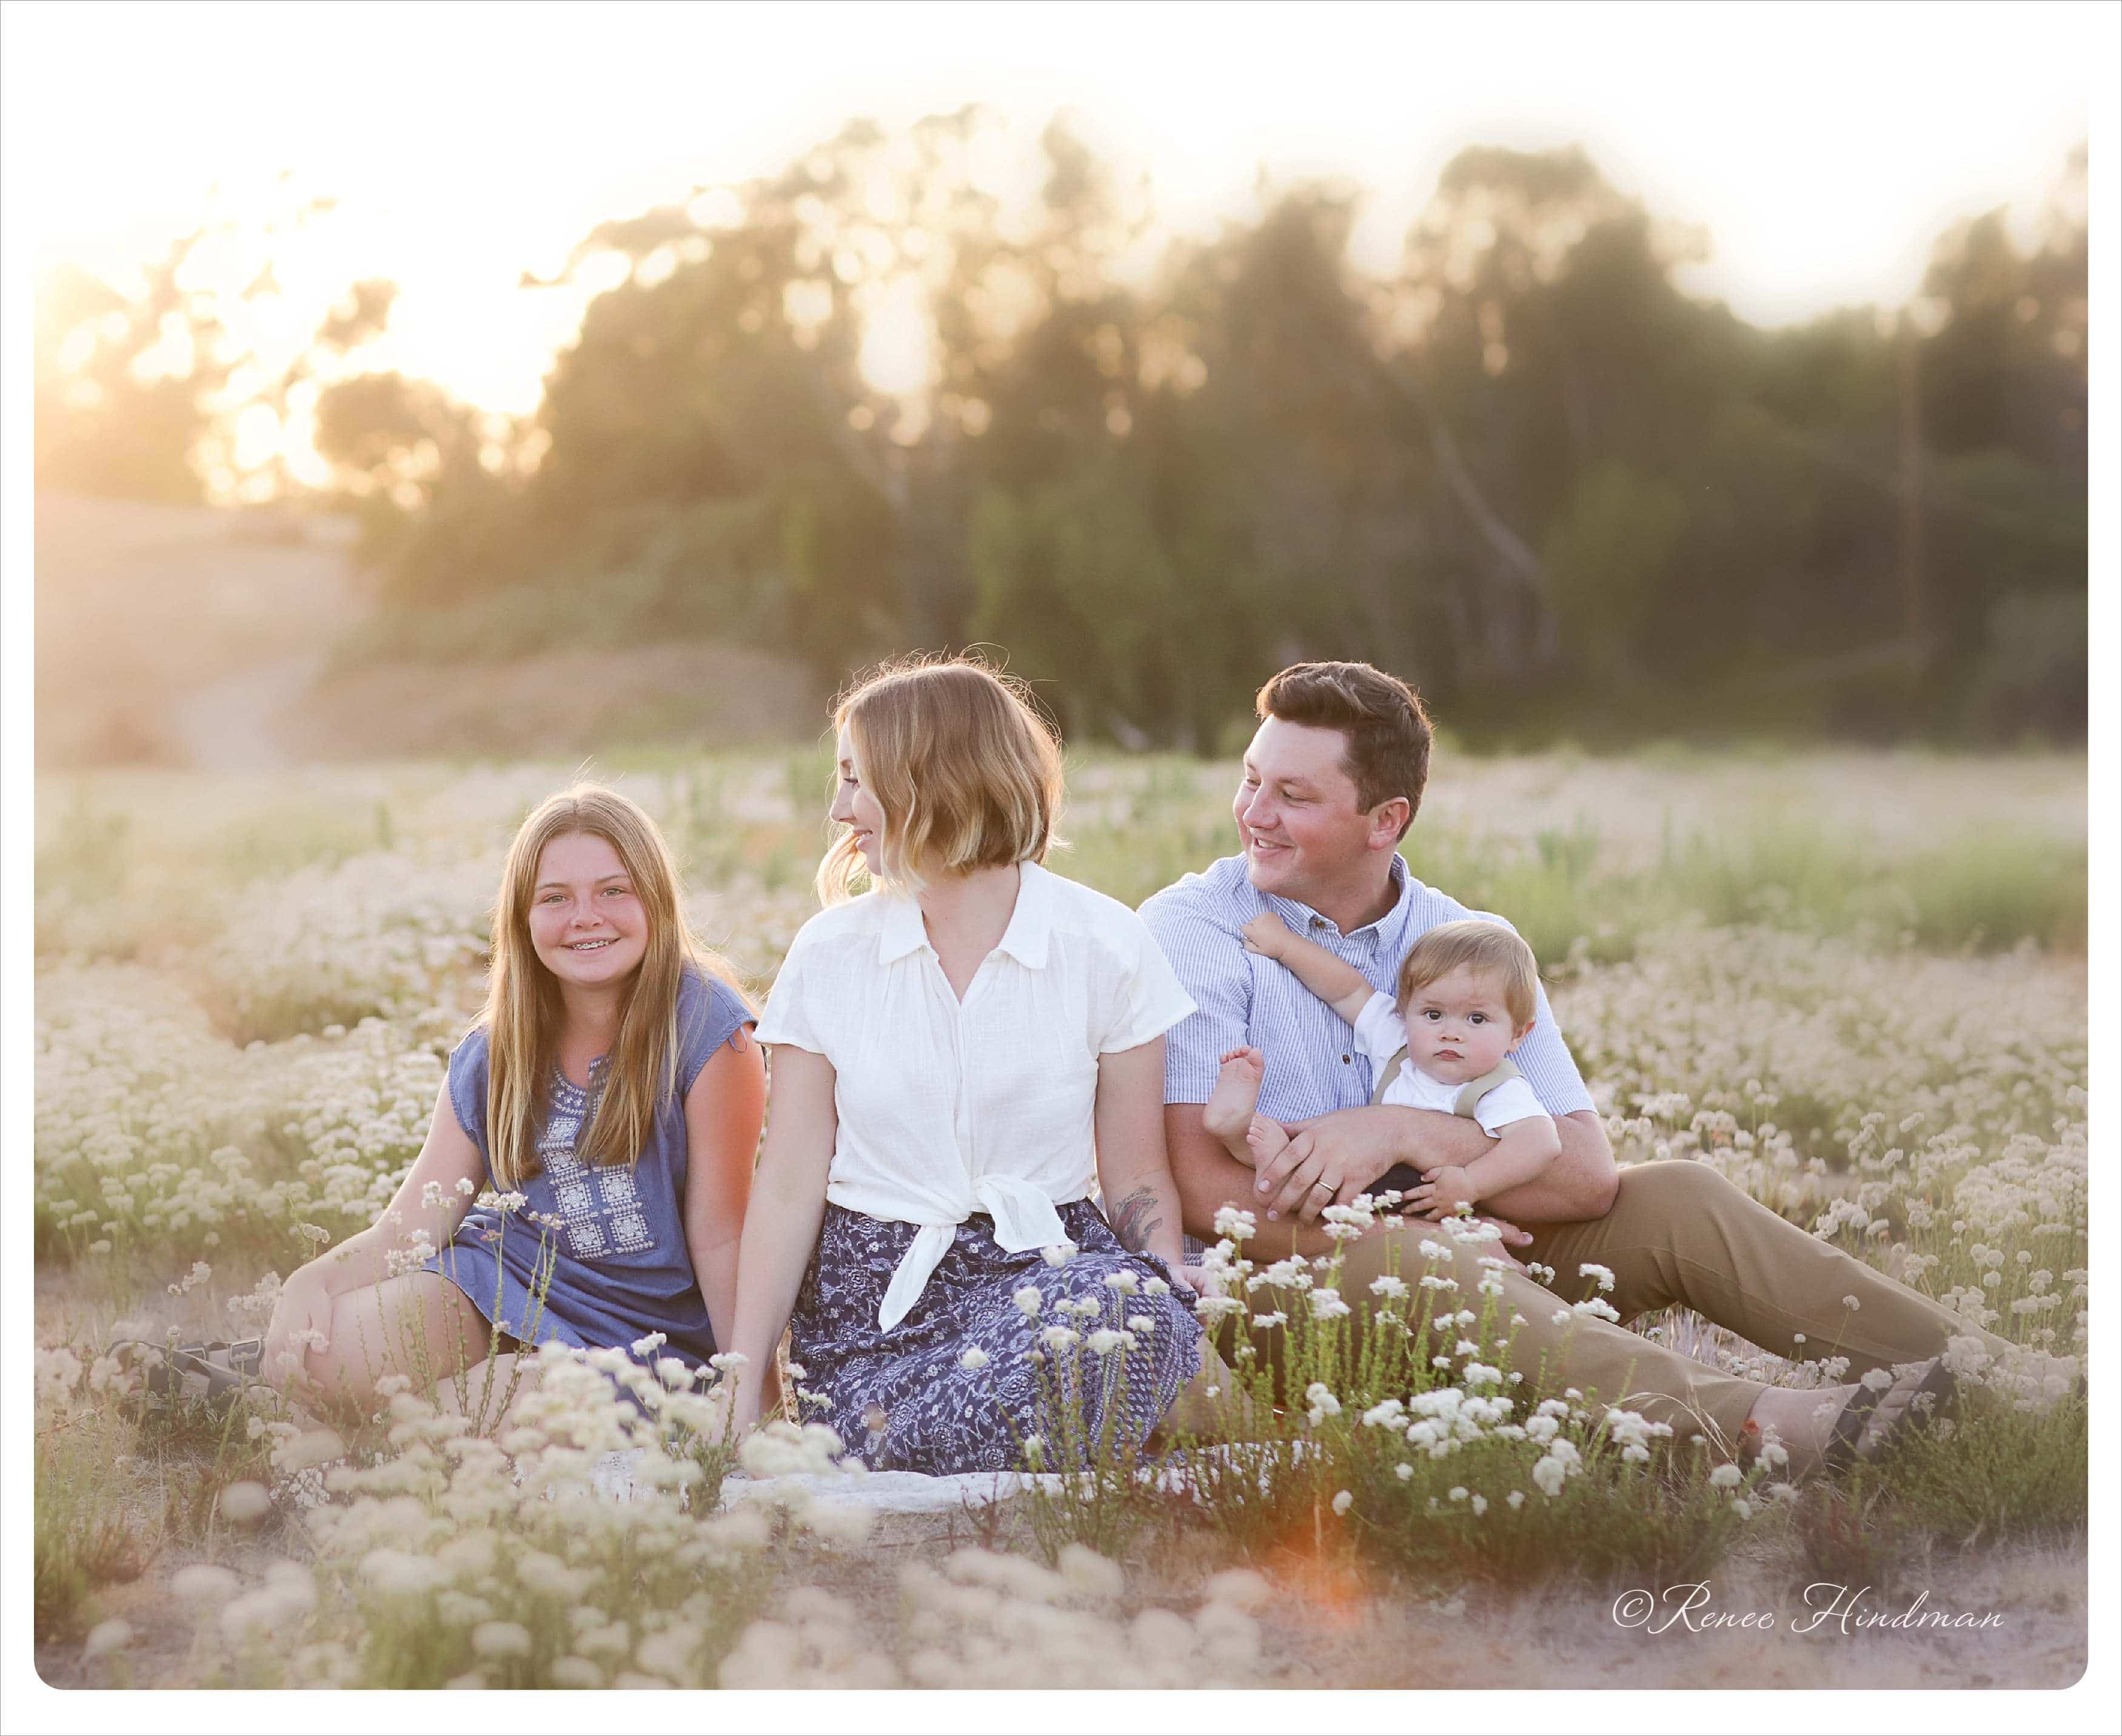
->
<box><xmin>481</xmin><ymin>784</ymin><xmax>750</xmax><ymax>1190</ymax></box>
<box><xmin>1255</xmin><ymin>661</ymin><xmax>1431</xmax><ymax>840</ymax></box>
<box><xmin>1396</xmin><ymin>919</ymin><xmax>1540</xmax><ymax>1027</ymax></box>
<box><xmin>817</xmin><ymin>655</ymin><xmax>1066</xmax><ymax>904</ymax></box>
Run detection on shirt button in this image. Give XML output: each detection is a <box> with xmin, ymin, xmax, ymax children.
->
<box><xmin>1342</xmin><ymin>1053</ymin><xmax>1352</xmax><ymax>1064</ymax></box>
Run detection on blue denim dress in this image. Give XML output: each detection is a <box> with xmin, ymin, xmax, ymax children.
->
<box><xmin>426</xmin><ymin>967</ymin><xmax>752</xmax><ymax>1369</ymax></box>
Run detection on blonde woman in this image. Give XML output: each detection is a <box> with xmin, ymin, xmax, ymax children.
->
<box><xmin>256</xmin><ymin>786</ymin><xmax>765</xmax><ymax>1415</ymax></box>
<box><xmin>723</xmin><ymin>659</ymin><xmax>1205</xmax><ymax>1473</ymax></box>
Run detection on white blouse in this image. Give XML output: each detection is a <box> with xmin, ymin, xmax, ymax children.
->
<box><xmin>753</xmin><ymin>860</ymin><xmax>1197</xmax><ymax>1329</ymax></box>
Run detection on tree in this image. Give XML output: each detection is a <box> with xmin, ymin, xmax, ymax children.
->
<box><xmin>33</xmin><ymin>235</ymin><xmax>232</xmax><ymax>503</ymax></box>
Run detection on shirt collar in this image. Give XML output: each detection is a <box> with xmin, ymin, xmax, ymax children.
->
<box><xmin>875</xmin><ymin>860</ymin><xmax>1054</xmax><ymax>969</ymax></box>
<box><xmin>992</xmin><ymin>860</ymin><xmax>1054</xmax><ymax>968</ymax></box>
<box><xmin>1263</xmin><ymin>851</ymin><xmax>1413</xmax><ymax>943</ymax></box>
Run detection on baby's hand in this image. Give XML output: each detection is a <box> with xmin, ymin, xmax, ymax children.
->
<box><xmin>1240</xmin><ymin>912</ymin><xmax>1292</xmax><ymax>959</ymax></box>
<box><xmin>1405</xmin><ymin>1167</ymin><xmax>1480</xmax><ymax>1218</ymax></box>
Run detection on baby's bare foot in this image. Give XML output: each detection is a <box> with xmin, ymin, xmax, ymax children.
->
<box><xmin>1245</xmin><ymin>1112</ymin><xmax>1291</xmax><ymax>1168</ymax></box>
<box><xmin>1205</xmin><ymin>1047</ymin><xmax>1267</xmax><ymax>1146</ymax></box>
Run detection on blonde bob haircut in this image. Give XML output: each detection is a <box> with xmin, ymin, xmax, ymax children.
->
<box><xmin>481</xmin><ymin>783</ymin><xmax>750</xmax><ymax>1191</ymax></box>
<box><xmin>1395</xmin><ymin>918</ymin><xmax>1541</xmax><ymax>1029</ymax></box>
<box><xmin>817</xmin><ymin>656</ymin><xmax>1065</xmax><ymax>905</ymax></box>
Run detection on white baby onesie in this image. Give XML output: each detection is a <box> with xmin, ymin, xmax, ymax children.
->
<box><xmin>1351</xmin><ymin>991</ymin><xmax>1553</xmax><ymax>1134</ymax></box>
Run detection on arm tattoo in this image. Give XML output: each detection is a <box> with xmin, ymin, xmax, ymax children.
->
<box><xmin>1110</xmin><ymin>1185</ymin><xmax>1163</xmax><ymax>1256</ymax></box>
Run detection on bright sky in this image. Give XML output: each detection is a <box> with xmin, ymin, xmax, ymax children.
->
<box><xmin>4</xmin><ymin>0</ymin><xmax>2100</xmax><ymax>427</ymax></box>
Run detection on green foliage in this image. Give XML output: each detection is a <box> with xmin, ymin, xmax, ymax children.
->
<box><xmin>1886</xmin><ymin>1393</ymin><xmax>2088</xmax><ymax>1546</ymax></box>
<box><xmin>1787</xmin><ymin>1480</ymin><xmax>1930</xmax><ymax>1598</ymax></box>
<box><xmin>1401</xmin><ymin>814</ymin><xmax>2085</xmax><ymax>970</ymax></box>
<box><xmin>258</xmin><ymin>122</ymin><xmax>2082</xmax><ymax>752</ymax></box>
<box><xmin>35</xmin><ymin>1405</ymin><xmax>160</xmax><ymax>1644</ymax></box>
<box><xmin>1543</xmin><ymin>462</ymin><xmax>1689</xmax><ymax>678</ymax></box>
<box><xmin>34</xmin><ymin>124</ymin><xmax>2087</xmax><ymax>753</ymax></box>
<box><xmin>34</xmin><ymin>240</ymin><xmax>231</xmax><ymax>504</ymax></box>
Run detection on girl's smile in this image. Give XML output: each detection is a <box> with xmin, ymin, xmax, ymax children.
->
<box><xmin>527</xmin><ymin>833</ymin><xmax>648</xmax><ymax>987</ymax></box>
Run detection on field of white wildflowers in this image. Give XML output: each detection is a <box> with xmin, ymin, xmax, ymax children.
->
<box><xmin>32</xmin><ymin>749</ymin><xmax>2088</xmax><ymax>1689</ymax></box>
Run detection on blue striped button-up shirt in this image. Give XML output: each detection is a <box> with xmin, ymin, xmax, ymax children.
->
<box><xmin>1137</xmin><ymin>853</ymin><xmax>1596</xmax><ymax>1124</ymax></box>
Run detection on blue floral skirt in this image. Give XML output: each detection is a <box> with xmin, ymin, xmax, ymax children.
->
<box><xmin>788</xmin><ymin>1199</ymin><xmax>1203</xmax><ymax>1475</ymax></box>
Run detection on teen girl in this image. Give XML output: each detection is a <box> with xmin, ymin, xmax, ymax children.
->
<box><xmin>258</xmin><ymin>785</ymin><xmax>763</xmax><ymax>1415</ymax></box>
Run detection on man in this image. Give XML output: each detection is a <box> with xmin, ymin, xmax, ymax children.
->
<box><xmin>1139</xmin><ymin>661</ymin><xmax>2009</xmax><ymax>1468</ymax></box>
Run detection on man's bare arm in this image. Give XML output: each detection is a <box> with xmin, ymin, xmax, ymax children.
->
<box><xmin>1167</xmin><ymin>1102</ymin><xmax>1341</xmax><ymax>1261</ymax></box>
<box><xmin>1168</xmin><ymin>1102</ymin><xmax>1541</xmax><ymax>1267</ymax></box>
<box><xmin>1256</xmin><ymin>1105</ymin><xmax>1618</xmax><ymax>1225</ymax></box>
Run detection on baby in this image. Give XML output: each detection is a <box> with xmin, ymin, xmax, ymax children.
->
<box><xmin>1204</xmin><ymin>914</ymin><xmax>1560</xmax><ymax>1217</ymax></box>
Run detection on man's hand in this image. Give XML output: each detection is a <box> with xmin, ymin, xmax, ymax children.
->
<box><xmin>1251</xmin><ymin>1110</ymin><xmax>1406</xmax><ymax>1222</ymax></box>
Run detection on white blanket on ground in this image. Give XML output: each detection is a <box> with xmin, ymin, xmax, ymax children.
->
<box><xmin>584</xmin><ymin>1452</ymin><xmax>1054</xmax><ymax>1510</ymax></box>
<box><xmin>587</xmin><ymin>1448</ymin><xmax>1290</xmax><ymax>1509</ymax></box>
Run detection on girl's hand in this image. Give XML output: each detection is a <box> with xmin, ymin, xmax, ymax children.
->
<box><xmin>1239</xmin><ymin>913</ymin><xmax>1290</xmax><ymax>959</ymax></box>
<box><xmin>261</xmin><ymin>1270</ymin><xmax>333</xmax><ymax>1392</ymax></box>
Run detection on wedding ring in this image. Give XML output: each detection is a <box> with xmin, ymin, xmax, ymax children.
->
<box><xmin>1311</xmin><ymin>1179</ymin><xmax>1334</xmax><ymax>1195</ymax></box>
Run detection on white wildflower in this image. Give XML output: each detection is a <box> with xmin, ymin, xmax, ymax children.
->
<box><xmin>472</xmin><ymin>1621</ymin><xmax>532</xmax><ymax>1659</ymax></box>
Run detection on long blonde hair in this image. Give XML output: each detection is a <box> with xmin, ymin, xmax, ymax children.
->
<box><xmin>816</xmin><ymin>655</ymin><xmax>1066</xmax><ymax>905</ymax></box>
<box><xmin>480</xmin><ymin>783</ymin><xmax>749</xmax><ymax>1190</ymax></box>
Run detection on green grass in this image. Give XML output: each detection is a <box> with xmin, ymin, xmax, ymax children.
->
<box><xmin>34</xmin><ymin>1403</ymin><xmax>161</xmax><ymax>1644</ymax></box>
<box><xmin>1405</xmin><ymin>817</ymin><xmax>2086</xmax><ymax>971</ymax></box>
<box><xmin>1883</xmin><ymin>1393</ymin><xmax>2089</xmax><ymax>1548</ymax></box>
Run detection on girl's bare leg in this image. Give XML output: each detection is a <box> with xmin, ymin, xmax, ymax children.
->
<box><xmin>298</xmin><ymin>1273</ymin><xmax>497</xmax><ymax>1413</ymax></box>
<box><xmin>430</xmin><ymin>1353</ymin><xmax>537</xmax><ymax>1432</ymax></box>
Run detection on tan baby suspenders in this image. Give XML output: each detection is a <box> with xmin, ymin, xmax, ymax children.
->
<box><xmin>1369</xmin><ymin>1052</ymin><xmax>1524</xmax><ymax>1119</ymax></box>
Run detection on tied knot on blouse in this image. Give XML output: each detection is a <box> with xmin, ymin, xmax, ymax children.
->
<box><xmin>752</xmin><ymin>861</ymin><xmax>1197</xmax><ymax>1330</ymax></box>
<box><xmin>882</xmin><ymin>1173</ymin><xmax>1070</xmax><ymax>1331</ymax></box>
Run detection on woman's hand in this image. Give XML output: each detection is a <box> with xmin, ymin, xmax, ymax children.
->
<box><xmin>261</xmin><ymin>1269</ymin><xmax>333</xmax><ymax>1391</ymax></box>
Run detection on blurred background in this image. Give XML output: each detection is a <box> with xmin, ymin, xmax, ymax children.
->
<box><xmin>16</xmin><ymin>1</ymin><xmax>2094</xmax><ymax>768</ymax></box>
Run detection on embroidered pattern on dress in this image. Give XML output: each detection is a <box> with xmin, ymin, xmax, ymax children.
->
<box><xmin>543</xmin><ymin>1069</ymin><xmax>653</xmax><ymax>1259</ymax></box>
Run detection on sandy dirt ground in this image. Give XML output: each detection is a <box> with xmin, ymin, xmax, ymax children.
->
<box><xmin>38</xmin><ymin>1490</ymin><xmax>2085</xmax><ymax>1692</ymax></box>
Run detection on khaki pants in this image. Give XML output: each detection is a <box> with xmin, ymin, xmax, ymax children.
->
<box><xmin>1218</xmin><ymin>1161</ymin><xmax>2010</xmax><ymax>1447</ymax></box>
